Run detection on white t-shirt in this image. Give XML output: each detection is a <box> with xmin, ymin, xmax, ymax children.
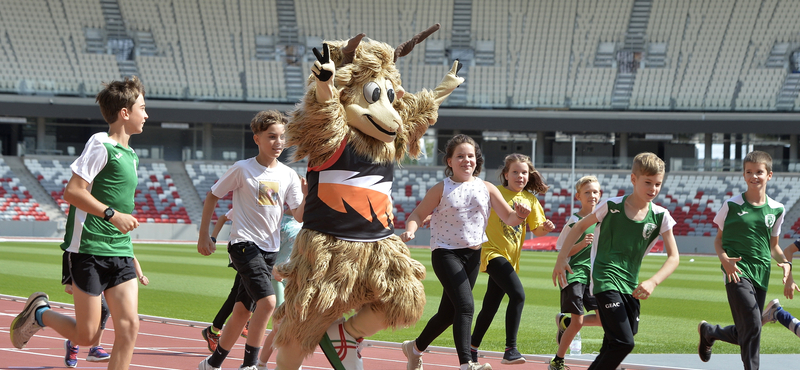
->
<box><xmin>211</xmin><ymin>158</ymin><xmax>302</xmax><ymax>252</ymax></box>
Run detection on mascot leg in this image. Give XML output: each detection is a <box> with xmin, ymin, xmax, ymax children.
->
<box><xmin>319</xmin><ymin>317</ymin><xmax>364</xmax><ymax>370</ymax></box>
<box><xmin>274</xmin><ymin>343</ymin><xmax>305</xmax><ymax>370</ymax></box>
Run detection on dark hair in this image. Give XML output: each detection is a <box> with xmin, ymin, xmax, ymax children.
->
<box><xmin>250</xmin><ymin>110</ymin><xmax>288</xmax><ymax>134</ymax></box>
<box><xmin>443</xmin><ymin>134</ymin><xmax>483</xmax><ymax>177</ymax></box>
<box><xmin>499</xmin><ymin>153</ymin><xmax>549</xmax><ymax>194</ymax></box>
<box><xmin>95</xmin><ymin>76</ymin><xmax>145</xmax><ymax>124</ymax></box>
<box><xmin>743</xmin><ymin>150</ymin><xmax>773</xmax><ymax>172</ymax></box>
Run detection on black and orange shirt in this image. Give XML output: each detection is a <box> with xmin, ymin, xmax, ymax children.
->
<box><xmin>303</xmin><ymin>138</ymin><xmax>394</xmax><ymax>242</ymax></box>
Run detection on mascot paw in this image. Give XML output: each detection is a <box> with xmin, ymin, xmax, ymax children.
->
<box><xmin>319</xmin><ymin>318</ymin><xmax>364</xmax><ymax>370</ymax></box>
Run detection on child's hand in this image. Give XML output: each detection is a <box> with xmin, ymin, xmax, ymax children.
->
<box><xmin>273</xmin><ymin>267</ymin><xmax>284</xmax><ymax>282</ymax></box>
<box><xmin>582</xmin><ymin>233</ymin><xmax>594</xmax><ymax>247</ymax></box>
<box><xmin>552</xmin><ymin>259</ymin><xmax>574</xmax><ymax>288</ymax></box>
<box><xmin>778</xmin><ymin>261</ymin><xmax>792</xmax><ymax>285</ymax></box>
<box><xmin>138</xmin><ymin>275</ymin><xmax>149</xmax><ymax>286</ymax></box>
<box><xmin>784</xmin><ymin>277</ymin><xmax>799</xmax><ymax>299</ymax></box>
<box><xmin>513</xmin><ymin>201</ymin><xmax>531</xmax><ymax>220</ymax></box>
<box><xmin>720</xmin><ymin>255</ymin><xmax>742</xmax><ymax>283</ymax></box>
<box><xmin>634</xmin><ymin>280</ymin><xmax>655</xmax><ymax>300</ymax></box>
<box><xmin>111</xmin><ymin>212</ymin><xmax>139</xmax><ymax>234</ymax></box>
<box><xmin>542</xmin><ymin>220</ymin><xmax>556</xmax><ymax>233</ymax></box>
<box><xmin>401</xmin><ymin>231</ymin><xmax>415</xmax><ymax>243</ymax></box>
<box><xmin>197</xmin><ymin>235</ymin><xmax>217</xmax><ymax>256</ymax></box>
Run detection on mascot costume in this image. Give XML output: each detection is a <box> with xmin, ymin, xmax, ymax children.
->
<box><xmin>271</xmin><ymin>24</ymin><xmax>463</xmax><ymax>370</ymax></box>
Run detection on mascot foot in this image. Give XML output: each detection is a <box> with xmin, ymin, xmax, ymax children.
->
<box><xmin>319</xmin><ymin>318</ymin><xmax>364</xmax><ymax>370</ymax></box>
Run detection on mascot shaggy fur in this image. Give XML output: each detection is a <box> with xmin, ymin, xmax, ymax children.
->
<box><xmin>271</xmin><ymin>25</ymin><xmax>463</xmax><ymax>370</ymax></box>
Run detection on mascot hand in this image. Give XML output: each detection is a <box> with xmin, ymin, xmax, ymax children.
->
<box><xmin>433</xmin><ymin>60</ymin><xmax>464</xmax><ymax>106</ymax></box>
<box><xmin>312</xmin><ymin>43</ymin><xmax>337</xmax><ymax>103</ymax></box>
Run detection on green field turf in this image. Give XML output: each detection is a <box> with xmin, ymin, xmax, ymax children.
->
<box><xmin>2</xmin><ymin>241</ymin><xmax>798</xmax><ymax>355</ymax></box>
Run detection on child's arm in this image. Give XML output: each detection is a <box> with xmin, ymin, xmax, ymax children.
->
<box><xmin>197</xmin><ymin>192</ymin><xmax>221</xmax><ymax>256</ymax></box>
<box><xmin>211</xmin><ymin>214</ymin><xmax>228</xmax><ymax>241</ymax></box>
<box><xmin>783</xmin><ymin>242</ymin><xmax>800</xmax><ymax>299</ymax></box>
<box><xmin>64</xmin><ymin>173</ymin><xmax>139</xmax><ymax>234</ymax></box>
<box><xmin>634</xmin><ymin>229</ymin><xmax>679</xmax><ymax>299</ymax></box>
<box><xmin>485</xmin><ymin>182</ymin><xmax>531</xmax><ymax>227</ymax></box>
<box><xmin>291</xmin><ymin>177</ymin><xmax>308</xmax><ymax>223</ymax></box>
<box><xmin>552</xmin><ymin>214</ymin><xmax>597</xmax><ymax>287</ymax></box>
<box><xmin>133</xmin><ymin>257</ymin><xmax>149</xmax><ymax>286</ymax></box>
<box><xmin>401</xmin><ymin>181</ymin><xmax>444</xmax><ymax>242</ymax></box>
<box><xmin>532</xmin><ymin>220</ymin><xmax>556</xmax><ymax>237</ymax></box>
<box><xmin>715</xmin><ymin>228</ymin><xmax>742</xmax><ymax>283</ymax></box>
<box><xmin>769</xmin><ymin>235</ymin><xmax>793</xmax><ymax>285</ymax></box>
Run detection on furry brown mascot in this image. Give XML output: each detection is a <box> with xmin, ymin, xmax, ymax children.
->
<box><xmin>271</xmin><ymin>24</ymin><xmax>463</xmax><ymax>370</ymax></box>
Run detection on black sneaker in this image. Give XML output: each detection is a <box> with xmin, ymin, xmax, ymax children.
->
<box><xmin>501</xmin><ymin>347</ymin><xmax>526</xmax><ymax>364</ymax></box>
<box><xmin>697</xmin><ymin>321</ymin><xmax>714</xmax><ymax>362</ymax></box>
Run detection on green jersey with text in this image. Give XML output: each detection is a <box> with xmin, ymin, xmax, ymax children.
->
<box><xmin>591</xmin><ymin>196</ymin><xmax>675</xmax><ymax>295</ymax></box>
<box><xmin>61</xmin><ymin>133</ymin><xmax>138</xmax><ymax>257</ymax></box>
<box><xmin>556</xmin><ymin>213</ymin><xmax>596</xmax><ymax>287</ymax></box>
<box><xmin>713</xmin><ymin>193</ymin><xmax>784</xmax><ymax>291</ymax></box>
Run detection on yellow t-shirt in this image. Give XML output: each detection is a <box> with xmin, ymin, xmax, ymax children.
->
<box><xmin>480</xmin><ymin>185</ymin><xmax>546</xmax><ymax>272</ymax></box>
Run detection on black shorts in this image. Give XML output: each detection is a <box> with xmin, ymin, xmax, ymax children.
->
<box><xmin>61</xmin><ymin>251</ymin><xmax>72</xmax><ymax>285</ymax></box>
<box><xmin>228</xmin><ymin>241</ymin><xmax>276</xmax><ymax>304</ymax></box>
<box><xmin>560</xmin><ymin>281</ymin><xmax>598</xmax><ymax>315</ymax></box>
<box><xmin>68</xmin><ymin>252</ymin><xmax>137</xmax><ymax>296</ymax></box>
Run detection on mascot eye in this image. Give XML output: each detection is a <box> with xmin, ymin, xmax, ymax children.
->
<box><xmin>386</xmin><ymin>82</ymin><xmax>395</xmax><ymax>103</ymax></box>
<box><xmin>363</xmin><ymin>82</ymin><xmax>381</xmax><ymax>104</ymax></box>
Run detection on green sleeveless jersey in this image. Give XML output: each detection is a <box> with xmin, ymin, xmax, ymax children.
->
<box><xmin>555</xmin><ymin>213</ymin><xmax>596</xmax><ymax>287</ymax></box>
<box><xmin>591</xmin><ymin>196</ymin><xmax>675</xmax><ymax>295</ymax></box>
<box><xmin>713</xmin><ymin>193</ymin><xmax>784</xmax><ymax>291</ymax></box>
<box><xmin>61</xmin><ymin>133</ymin><xmax>138</xmax><ymax>257</ymax></box>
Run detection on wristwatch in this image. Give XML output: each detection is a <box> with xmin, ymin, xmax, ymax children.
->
<box><xmin>103</xmin><ymin>207</ymin><xmax>115</xmax><ymax>222</ymax></box>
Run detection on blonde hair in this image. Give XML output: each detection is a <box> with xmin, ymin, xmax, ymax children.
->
<box><xmin>743</xmin><ymin>150</ymin><xmax>772</xmax><ymax>172</ymax></box>
<box><xmin>632</xmin><ymin>152</ymin><xmax>665</xmax><ymax>176</ymax></box>
<box><xmin>575</xmin><ymin>175</ymin><xmax>599</xmax><ymax>193</ymax></box>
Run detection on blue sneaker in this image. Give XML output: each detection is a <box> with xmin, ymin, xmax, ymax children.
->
<box><xmin>64</xmin><ymin>340</ymin><xmax>79</xmax><ymax>368</ymax></box>
<box><xmin>86</xmin><ymin>346</ymin><xmax>111</xmax><ymax>362</ymax></box>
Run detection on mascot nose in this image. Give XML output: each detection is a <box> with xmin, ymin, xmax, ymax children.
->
<box><xmin>369</xmin><ymin>99</ymin><xmax>402</xmax><ymax>133</ymax></box>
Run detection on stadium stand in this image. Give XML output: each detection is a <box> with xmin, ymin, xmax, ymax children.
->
<box><xmin>0</xmin><ymin>158</ymin><xmax>49</xmax><ymax>221</ymax></box>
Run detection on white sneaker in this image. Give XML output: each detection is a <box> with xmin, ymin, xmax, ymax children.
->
<box><xmin>198</xmin><ymin>356</ymin><xmax>221</xmax><ymax>370</ymax></box>
<box><xmin>402</xmin><ymin>340</ymin><xmax>423</xmax><ymax>370</ymax></box>
<box><xmin>468</xmin><ymin>361</ymin><xmax>493</xmax><ymax>370</ymax></box>
<box><xmin>320</xmin><ymin>318</ymin><xmax>363</xmax><ymax>370</ymax></box>
<box><xmin>10</xmin><ymin>292</ymin><xmax>49</xmax><ymax>349</ymax></box>
<box><xmin>762</xmin><ymin>298</ymin><xmax>782</xmax><ymax>325</ymax></box>
<box><xmin>238</xmin><ymin>366</ymin><xmax>258</xmax><ymax>370</ymax></box>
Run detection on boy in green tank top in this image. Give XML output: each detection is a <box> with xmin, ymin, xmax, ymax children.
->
<box><xmin>552</xmin><ymin>152</ymin><xmax>680</xmax><ymax>370</ymax></box>
<box><xmin>698</xmin><ymin>151</ymin><xmax>792</xmax><ymax>370</ymax></box>
<box><xmin>10</xmin><ymin>77</ymin><xmax>147</xmax><ymax>370</ymax></box>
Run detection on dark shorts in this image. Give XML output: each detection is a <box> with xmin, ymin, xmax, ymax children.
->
<box><xmin>61</xmin><ymin>251</ymin><xmax>72</xmax><ymax>285</ymax></box>
<box><xmin>560</xmin><ymin>281</ymin><xmax>598</xmax><ymax>315</ymax></box>
<box><xmin>228</xmin><ymin>241</ymin><xmax>276</xmax><ymax>304</ymax></box>
<box><xmin>67</xmin><ymin>252</ymin><xmax>137</xmax><ymax>296</ymax></box>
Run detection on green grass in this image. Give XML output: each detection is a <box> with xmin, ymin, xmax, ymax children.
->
<box><xmin>3</xmin><ymin>241</ymin><xmax>799</xmax><ymax>355</ymax></box>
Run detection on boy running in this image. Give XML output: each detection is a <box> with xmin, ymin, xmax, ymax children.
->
<box><xmin>552</xmin><ymin>152</ymin><xmax>680</xmax><ymax>370</ymax></box>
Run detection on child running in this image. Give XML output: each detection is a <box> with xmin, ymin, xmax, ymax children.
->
<box><xmin>552</xmin><ymin>152</ymin><xmax>680</xmax><ymax>370</ymax></box>
<box><xmin>549</xmin><ymin>176</ymin><xmax>603</xmax><ymax>370</ymax></box>
<box><xmin>761</xmin><ymin>239</ymin><xmax>800</xmax><ymax>338</ymax></box>
<box><xmin>63</xmin><ymin>256</ymin><xmax>148</xmax><ymax>367</ymax></box>
<box><xmin>197</xmin><ymin>110</ymin><xmax>304</xmax><ymax>370</ymax></box>
<box><xmin>698</xmin><ymin>151</ymin><xmax>792</xmax><ymax>370</ymax></box>
<box><xmin>201</xmin><ymin>209</ymin><xmax>254</xmax><ymax>353</ymax></box>
<box><xmin>401</xmin><ymin>134</ymin><xmax>532</xmax><ymax>370</ymax></box>
<box><xmin>469</xmin><ymin>153</ymin><xmax>554</xmax><ymax>365</ymax></box>
<box><xmin>10</xmin><ymin>77</ymin><xmax>147</xmax><ymax>370</ymax></box>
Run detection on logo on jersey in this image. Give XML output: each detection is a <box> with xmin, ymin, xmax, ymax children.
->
<box><xmin>642</xmin><ymin>223</ymin><xmax>657</xmax><ymax>239</ymax></box>
<box><xmin>114</xmin><ymin>153</ymin><xmax>123</xmax><ymax>159</ymax></box>
<box><xmin>765</xmin><ymin>214</ymin><xmax>776</xmax><ymax>228</ymax></box>
<box><xmin>609</xmin><ymin>209</ymin><xmax>620</xmax><ymax>213</ymax></box>
<box><xmin>258</xmin><ymin>181</ymin><xmax>280</xmax><ymax>206</ymax></box>
<box><xmin>737</xmin><ymin>210</ymin><xmax>748</xmax><ymax>216</ymax></box>
<box><xmin>318</xmin><ymin>170</ymin><xmax>392</xmax><ymax>229</ymax></box>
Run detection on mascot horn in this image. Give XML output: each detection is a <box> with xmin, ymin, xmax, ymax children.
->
<box><xmin>272</xmin><ymin>24</ymin><xmax>463</xmax><ymax>370</ymax></box>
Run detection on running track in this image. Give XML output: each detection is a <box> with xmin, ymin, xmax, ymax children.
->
<box><xmin>1</xmin><ymin>294</ymin><xmax>702</xmax><ymax>370</ymax></box>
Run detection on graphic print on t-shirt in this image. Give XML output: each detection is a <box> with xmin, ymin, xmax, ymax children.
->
<box><xmin>258</xmin><ymin>181</ymin><xmax>280</xmax><ymax>206</ymax></box>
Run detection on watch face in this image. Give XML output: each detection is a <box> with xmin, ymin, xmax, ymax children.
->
<box><xmin>105</xmin><ymin>208</ymin><xmax>114</xmax><ymax>217</ymax></box>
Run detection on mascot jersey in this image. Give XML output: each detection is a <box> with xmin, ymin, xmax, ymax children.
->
<box><xmin>303</xmin><ymin>137</ymin><xmax>394</xmax><ymax>242</ymax></box>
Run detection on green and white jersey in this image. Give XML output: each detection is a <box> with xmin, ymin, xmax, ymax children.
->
<box><xmin>61</xmin><ymin>133</ymin><xmax>138</xmax><ymax>257</ymax></box>
<box><xmin>555</xmin><ymin>213</ymin><xmax>596</xmax><ymax>287</ymax></box>
<box><xmin>590</xmin><ymin>196</ymin><xmax>676</xmax><ymax>295</ymax></box>
<box><xmin>713</xmin><ymin>193</ymin><xmax>784</xmax><ymax>291</ymax></box>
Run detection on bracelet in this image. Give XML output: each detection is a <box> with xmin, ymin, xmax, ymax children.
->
<box><xmin>784</xmin><ymin>261</ymin><xmax>792</xmax><ymax>270</ymax></box>
<box><xmin>515</xmin><ymin>212</ymin><xmax>525</xmax><ymax>220</ymax></box>
<box><xmin>210</xmin><ymin>236</ymin><xmax>217</xmax><ymax>243</ymax></box>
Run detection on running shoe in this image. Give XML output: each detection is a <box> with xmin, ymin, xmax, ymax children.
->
<box><xmin>201</xmin><ymin>326</ymin><xmax>220</xmax><ymax>353</ymax></box>
<box><xmin>10</xmin><ymin>292</ymin><xmax>49</xmax><ymax>349</ymax></box>
<box><xmin>87</xmin><ymin>345</ymin><xmax>111</xmax><ymax>362</ymax></box>
<box><xmin>64</xmin><ymin>340</ymin><xmax>78</xmax><ymax>368</ymax></box>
